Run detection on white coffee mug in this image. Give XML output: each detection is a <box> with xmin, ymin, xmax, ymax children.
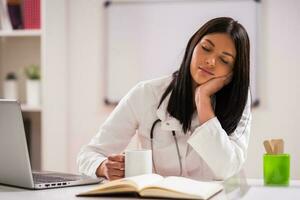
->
<box><xmin>125</xmin><ymin>149</ymin><xmax>152</xmax><ymax>177</ymax></box>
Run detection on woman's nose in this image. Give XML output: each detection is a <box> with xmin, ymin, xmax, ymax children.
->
<box><xmin>205</xmin><ymin>57</ymin><xmax>216</xmax><ymax>67</ymax></box>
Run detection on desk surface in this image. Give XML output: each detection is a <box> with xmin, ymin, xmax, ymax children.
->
<box><xmin>1</xmin><ymin>179</ymin><xmax>300</xmax><ymax>200</ymax></box>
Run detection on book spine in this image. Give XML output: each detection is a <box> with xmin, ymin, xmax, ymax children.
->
<box><xmin>7</xmin><ymin>4</ymin><xmax>23</xmax><ymax>29</ymax></box>
<box><xmin>22</xmin><ymin>0</ymin><xmax>40</xmax><ymax>29</ymax></box>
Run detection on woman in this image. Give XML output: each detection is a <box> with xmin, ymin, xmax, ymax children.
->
<box><xmin>77</xmin><ymin>17</ymin><xmax>251</xmax><ymax>181</ymax></box>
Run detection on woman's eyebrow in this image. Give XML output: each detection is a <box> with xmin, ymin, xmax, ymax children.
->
<box><xmin>204</xmin><ymin>39</ymin><xmax>215</xmax><ymax>47</ymax></box>
<box><xmin>222</xmin><ymin>51</ymin><xmax>235</xmax><ymax>59</ymax></box>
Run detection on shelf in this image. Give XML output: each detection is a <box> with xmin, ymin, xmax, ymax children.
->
<box><xmin>21</xmin><ymin>104</ymin><xmax>42</xmax><ymax>112</ymax></box>
<box><xmin>0</xmin><ymin>30</ymin><xmax>41</xmax><ymax>37</ymax></box>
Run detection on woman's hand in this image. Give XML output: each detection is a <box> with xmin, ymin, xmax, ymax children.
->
<box><xmin>197</xmin><ymin>73</ymin><xmax>232</xmax><ymax>98</ymax></box>
<box><xmin>195</xmin><ymin>73</ymin><xmax>232</xmax><ymax>124</ymax></box>
<box><xmin>96</xmin><ymin>154</ymin><xmax>125</xmax><ymax>181</ymax></box>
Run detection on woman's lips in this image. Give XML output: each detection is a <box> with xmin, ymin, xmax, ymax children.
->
<box><xmin>198</xmin><ymin>66</ymin><xmax>214</xmax><ymax>76</ymax></box>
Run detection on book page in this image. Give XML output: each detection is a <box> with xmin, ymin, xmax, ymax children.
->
<box><xmin>77</xmin><ymin>174</ymin><xmax>163</xmax><ymax>196</ymax></box>
<box><xmin>142</xmin><ymin>176</ymin><xmax>223</xmax><ymax>199</ymax></box>
<box><xmin>124</xmin><ymin>173</ymin><xmax>163</xmax><ymax>191</ymax></box>
<box><xmin>78</xmin><ymin>179</ymin><xmax>138</xmax><ymax>195</ymax></box>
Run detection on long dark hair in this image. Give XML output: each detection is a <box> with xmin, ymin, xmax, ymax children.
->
<box><xmin>158</xmin><ymin>17</ymin><xmax>250</xmax><ymax>135</ymax></box>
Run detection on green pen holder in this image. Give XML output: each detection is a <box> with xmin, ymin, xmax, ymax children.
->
<box><xmin>263</xmin><ymin>154</ymin><xmax>290</xmax><ymax>186</ymax></box>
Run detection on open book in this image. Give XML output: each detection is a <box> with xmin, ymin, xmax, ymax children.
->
<box><xmin>77</xmin><ymin>174</ymin><xmax>223</xmax><ymax>199</ymax></box>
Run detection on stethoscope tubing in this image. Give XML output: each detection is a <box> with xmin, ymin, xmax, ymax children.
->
<box><xmin>150</xmin><ymin>119</ymin><xmax>183</xmax><ymax>176</ymax></box>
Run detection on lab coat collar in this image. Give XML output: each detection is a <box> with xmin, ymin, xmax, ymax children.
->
<box><xmin>156</xmin><ymin>93</ymin><xmax>183</xmax><ymax>132</ymax></box>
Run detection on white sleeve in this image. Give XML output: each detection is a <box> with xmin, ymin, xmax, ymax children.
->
<box><xmin>77</xmin><ymin>83</ymin><xmax>143</xmax><ymax>177</ymax></box>
<box><xmin>187</xmin><ymin>92</ymin><xmax>252</xmax><ymax>180</ymax></box>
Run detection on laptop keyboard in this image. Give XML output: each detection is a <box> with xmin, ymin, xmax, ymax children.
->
<box><xmin>33</xmin><ymin>173</ymin><xmax>83</xmax><ymax>183</ymax></box>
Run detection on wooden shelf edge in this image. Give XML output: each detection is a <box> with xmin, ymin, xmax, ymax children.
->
<box><xmin>21</xmin><ymin>104</ymin><xmax>42</xmax><ymax>112</ymax></box>
<box><xmin>0</xmin><ymin>30</ymin><xmax>41</xmax><ymax>37</ymax></box>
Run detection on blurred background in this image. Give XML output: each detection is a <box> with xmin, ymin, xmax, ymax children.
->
<box><xmin>0</xmin><ymin>0</ymin><xmax>299</xmax><ymax>179</ymax></box>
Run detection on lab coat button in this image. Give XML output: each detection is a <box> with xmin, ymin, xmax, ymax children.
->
<box><xmin>166</xmin><ymin>122</ymin><xmax>170</xmax><ymax>126</ymax></box>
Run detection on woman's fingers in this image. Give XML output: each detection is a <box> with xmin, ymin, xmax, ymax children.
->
<box><xmin>109</xmin><ymin>175</ymin><xmax>124</xmax><ymax>181</ymax></box>
<box><xmin>213</xmin><ymin>73</ymin><xmax>232</xmax><ymax>85</ymax></box>
<box><xmin>223</xmin><ymin>72</ymin><xmax>233</xmax><ymax>85</ymax></box>
<box><xmin>107</xmin><ymin>167</ymin><xmax>125</xmax><ymax>177</ymax></box>
<box><xmin>106</xmin><ymin>164</ymin><xmax>124</xmax><ymax>180</ymax></box>
<box><xmin>104</xmin><ymin>154</ymin><xmax>125</xmax><ymax>181</ymax></box>
<box><xmin>106</xmin><ymin>160</ymin><xmax>125</xmax><ymax>170</ymax></box>
<box><xmin>108</xmin><ymin>154</ymin><xmax>125</xmax><ymax>162</ymax></box>
<box><xmin>198</xmin><ymin>73</ymin><xmax>233</xmax><ymax>97</ymax></box>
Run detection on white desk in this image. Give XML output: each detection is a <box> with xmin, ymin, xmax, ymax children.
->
<box><xmin>221</xmin><ymin>179</ymin><xmax>300</xmax><ymax>200</ymax></box>
<box><xmin>1</xmin><ymin>179</ymin><xmax>300</xmax><ymax>200</ymax></box>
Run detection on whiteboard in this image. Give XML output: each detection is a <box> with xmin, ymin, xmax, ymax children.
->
<box><xmin>104</xmin><ymin>0</ymin><xmax>260</xmax><ymax>105</ymax></box>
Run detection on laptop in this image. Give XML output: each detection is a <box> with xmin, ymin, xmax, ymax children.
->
<box><xmin>0</xmin><ymin>100</ymin><xmax>103</xmax><ymax>189</ymax></box>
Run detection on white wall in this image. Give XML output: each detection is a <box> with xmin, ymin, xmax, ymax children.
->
<box><xmin>66</xmin><ymin>0</ymin><xmax>300</xmax><ymax>179</ymax></box>
<box><xmin>66</xmin><ymin>0</ymin><xmax>140</xmax><ymax>173</ymax></box>
<box><xmin>67</xmin><ymin>0</ymin><xmax>109</xmax><ymax>172</ymax></box>
<box><xmin>244</xmin><ymin>0</ymin><xmax>300</xmax><ymax>178</ymax></box>
<box><xmin>42</xmin><ymin>0</ymin><xmax>69</xmax><ymax>171</ymax></box>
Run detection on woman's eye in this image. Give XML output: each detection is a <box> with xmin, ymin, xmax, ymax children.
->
<box><xmin>201</xmin><ymin>46</ymin><xmax>210</xmax><ymax>52</ymax></box>
<box><xmin>220</xmin><ymin>58</ymin><xmax>229</xmax><ymax>64</ymax></box>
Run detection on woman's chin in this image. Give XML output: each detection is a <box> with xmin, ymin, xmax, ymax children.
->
<box><xmin>191</xmin><ymin>74</ymin><xmax>212</xmax><ymax>86</ymax></box>
<box><xmin>195</xmin><ymin>78</ymin><xmax>210</xmax><ymax>85</ymax></box>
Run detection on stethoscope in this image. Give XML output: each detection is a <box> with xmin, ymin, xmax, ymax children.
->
<box><xmin>149</xmin><ymin>111</ymin><xmax>251</xmax><ymax>177</ymax></box>
<box><xmin>150</xmin><ymin>119</ymin><xmax>183</xmax><ymax>176</ymax></box>
<box><xmin>149</xmin><ymin>91</ymin><xmax>252</xmax><ymax>177</ymax></box>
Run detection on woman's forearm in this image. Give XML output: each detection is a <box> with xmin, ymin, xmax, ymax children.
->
<box><xmin>197</xmin><ymin>96</ymin><xmax>215</xmax><ymax>124</ymax></box>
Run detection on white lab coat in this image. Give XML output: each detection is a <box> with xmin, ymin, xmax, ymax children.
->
<box><xmin>77</xmin><ymin>75</ymin><xmax>251</xmax><ymax>181</ymax></box>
